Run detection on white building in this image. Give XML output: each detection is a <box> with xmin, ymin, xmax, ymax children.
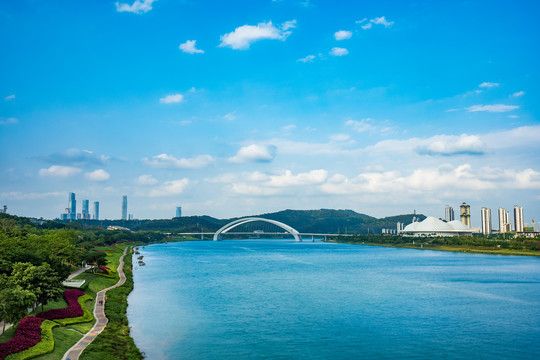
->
<box><xmin>498</xmin><ymin>208</ymin><xmax>510</xmax><ymax>233</ymax></box>
<box><xmin>402</xmin><ymin>217</ymin><xmax>474</xmax><ymax>237</ymax></box>
<box><xmin>481</xmin><ymin>207</ymin><xmax>492</xmax><ymax>235</ymax></box>
<box><xmin>514</xmin><ymin>205</ymin><xmax>524</xmax><ymax>232</ymax></box>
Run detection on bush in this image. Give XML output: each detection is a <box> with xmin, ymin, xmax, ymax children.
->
<box><xmin>55</xmin><ymin>295</ymin><xmax>94</xmax><ymax>326</ymax></box>
<box><xmin>36</xmin><ymin>289</ymin><xmax>85</xmax><ymax>320</ymax></box>
<box><xmin>0</xmin><ymin>317</ymin><xmax>44</xmax><ymax>360</ymax></box>
<box><xmin>5</xmin><ymin>320</ymin><xmax>57</xmax><ymax>360</ymax></box>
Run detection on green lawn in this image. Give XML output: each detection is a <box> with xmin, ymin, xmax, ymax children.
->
<box><xmin>29</xmin><ymin>243</ymin><xmax>131</xmax><ymax>360</ymax></box>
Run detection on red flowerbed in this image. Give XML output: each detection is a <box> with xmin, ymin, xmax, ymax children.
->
<box><xmin>0</xmin><ymin>316</ymin><xmax>44</xmax><ymax>360</ymax></box>
<box><xmin>99</xmin><ymin>266</ymin><xmax>110</xmax><ymax>274</ymax></box>
<box><xmin>36</xmin><ymin>289</ymin><xmax>85</xmax><ymax>320</ymax></box>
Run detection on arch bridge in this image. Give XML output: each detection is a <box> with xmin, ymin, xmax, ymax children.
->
<box><xmin>213</xmin><ymin>217</ymin><xmax>302</xmax><ymax>242</ymax></box>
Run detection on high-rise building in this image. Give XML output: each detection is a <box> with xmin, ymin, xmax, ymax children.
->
<box><xmin>498</xmin><ymin>208</ymin><xmax>510</xmax><ymax>233</ymax></box>
<box><xmin>68</xmin><ymin>192</ymin><xmax>76</xmax><ymax>220</ymax></box>
<box><xmin>82</xmin><ymin>200</ymin><xmax>89</xmax><ymax>219</ymax></box>
<box><xmin>481</xmin><ymin>207</ymin><xmax>492</xmax><ymax>235</ymax></box>
<box><xmin>460</xmin><ymin>202</ymin><xmax>471</xmax><ymax>228</ymax></box>
<box><xmin>176</xmin><ymin>206</ymin><xmax>182</xmax><ymax>218</ymax></box>
<box><xmin>94</xmin><ymin>201</ymin><xmax>99</xmax><ymax>220</ymax></box>
<box><xmin>445</xmin><ymin>205</ymin><xmax>454</xmax><ymax>222</ymax></box>
<box><xmin>122</xmin><ymin>195</ymin><xmax>128</xmax><ymax>220</ymax></box>
<box><xmin>514</xmin><ymin>205</ymin><xmax>524</xmax><ymax>232</ymax></box>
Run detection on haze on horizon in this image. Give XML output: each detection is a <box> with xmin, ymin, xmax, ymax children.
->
<box><xmin>1</xmin><ymin>0</ymin><xmax>539</xmax><ymax>227</ymax></box>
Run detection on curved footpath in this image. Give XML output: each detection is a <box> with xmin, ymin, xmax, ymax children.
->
<box><xmin>62</xmin><ymin>247</ymin><xmax>128</xmax><ymax>360</ymax></box>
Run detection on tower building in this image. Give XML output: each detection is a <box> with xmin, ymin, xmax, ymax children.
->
<box><xmin>82</xmin><ymin>200</ymin><xmax>89</xmax><ymax>219</ymax></box>
<box><xmin>481</xmin><ymin>207</ymin><xmax>492</xmax><ymax>235</ymax></box>
<box><xmin>514</xmin><ymin>205</ymin><xmax>524</xmax><ymax>232</ymax></box>
<box><xmin>68</xmin><ymin>192</ymin><xmax>76</xmax><ymax>220</ymax></box>
<box><xmin>176</xmin><ymin>206</ymin><xmax>182</xmax><ymax>218</ymax></box>
<box><xmin>94</xmin><ymin>201</ymin><xmax>99</xmax><ymax>220</ymax></box>
<box><xmin>122</xmin><ymin>195</ymin><xmax>128</xmax><ymax>220</ymax></box>
<box><xmin>445</xmin><ymin>205</ymin><xmax>454</xmax><ymax>222</ymax></box>
<box><xmin>498</xmin><ymin>208</ymin><xmax>510</xmax><ymax>233</ymax></box>
<box><xmin>460</xmin><ymin>202</ymin><xmax>471</xmax><ymax>228</ymax></box>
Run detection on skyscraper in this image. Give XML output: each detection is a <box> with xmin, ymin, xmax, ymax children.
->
<box><xmin>94</xmin><ymin>201</ymin><xmax>99</xmax><ymax>220</ymax></box>
<box><xmin>176</xmin><ymin>206</ymin><xmax>182</xmax><ymax>218</ymax></box>
<box><xmin>514</xmin><ymin>205</ymin><xmax>524</xmax><ymax>232</ymax></box>
<box><xmin>122</xmin><ymin>195</ymin><xmax>128</xmax><ymax>220</ymax></box>
<box><xmin>460</xmin><ymin>202</ymin><xmax>471</xmax><ymax>228</ymax></box>
<box><xmin>68</xmin><ymin>192</ymin><xmax>76</xmax><ymax>220</ymax></box>
<box><xmin>82</xmin><ymin>200</ymin><xmax>89</xmax><ymax>219</ymax></box>
<box><xmin>498</xmin><ymin>208</ymin><xmax>510</xmax><ymax>233</ymax></box>
<box><xmin>445</xmin><ymin>205</ymin><xmax>454</xmax><ymax>222</ymax></box>
<box><xmin>481</xmin><ymin>207</ymin><xmax>491</xmax><ymax>235</ymax></box>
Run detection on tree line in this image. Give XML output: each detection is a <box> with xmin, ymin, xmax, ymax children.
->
<box><xmin>0</xmin><ymin>213</ymin><xmax>164</xmax><ymax>333</ymax></box>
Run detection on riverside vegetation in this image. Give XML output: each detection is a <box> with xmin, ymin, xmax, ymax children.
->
<box><xmin>0</xmin><ymin>213</ymin><xmax>154</xmax><ymax>359</ymax></box>
<box><xmin>333</xmin><ymin>234</ymin><xmax>540</xmax><ymax>256</ymax></box>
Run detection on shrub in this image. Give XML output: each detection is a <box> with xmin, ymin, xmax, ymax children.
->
<box><xmin>0</xmin><ymin>317</ymin><xmax>44</xmax><ymax>360</ymax></box>
<box><xmin>55</xmin><ymin>295</ymin><xmax>94</xmax><ymax>326</ymax></box>
<box><xmin>5</xmin><ymin>320</ymin><xmax>57</xmax><ymax>360</ymax></box>
<box><xmin>36</xmin><ymin>289</ymin><xmax>85</xmax><ymax>320</ymax></box>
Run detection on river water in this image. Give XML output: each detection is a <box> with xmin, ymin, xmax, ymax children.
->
<box><xmin>127</xmin><ymin>240</ymin><xmax>540</xmax><ymax>359</ymax></box>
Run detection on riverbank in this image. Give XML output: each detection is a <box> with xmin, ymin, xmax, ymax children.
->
<box><xmin>330</xmin><ymin>238</ymin><xmax>540</xmax><ymax>257</ymax></box>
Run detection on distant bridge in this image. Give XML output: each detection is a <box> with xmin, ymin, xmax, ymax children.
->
<box><xmin>172</xmin><ymin>217</ymin><xmax>351</xmax><ymax>242</ymax></box>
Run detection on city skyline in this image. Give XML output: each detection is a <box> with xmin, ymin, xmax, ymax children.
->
<box><xmin>1</xmin><ymin>1</ymin><xmax>539</xmax><ymax>222</ymax></box>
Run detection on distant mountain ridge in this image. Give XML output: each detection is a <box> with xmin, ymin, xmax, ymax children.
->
<box><xmin>65</xmin><ymin>209</ymin><xmax>425</xmax><ymax>234</ymax></box>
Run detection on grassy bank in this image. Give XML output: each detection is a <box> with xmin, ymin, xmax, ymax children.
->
<box><xmin>332</xmin><ymin>237</ymin><xmax>540</xmax><ymax>257</ymax></box>
<box><xmin>80</xmin><ymin>247</ymin><xmax>143</xmax><ymax>360</ymax></box>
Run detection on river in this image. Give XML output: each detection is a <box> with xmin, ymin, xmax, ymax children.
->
<box><xmin>127</xmin><ymin>240</ymin><xmax>540</xmax><ymax>359</ymax></box>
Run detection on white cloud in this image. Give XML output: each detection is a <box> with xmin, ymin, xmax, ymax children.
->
<box><xmin>229</xmin><ymin>144</ymin><xmax>277</xmax><ymax>163</ymax></box>
<box><xmin>179</xmin><ymin>40</ymin><xmax>204</xmax><ymax>54</ymax></box>
<box><xmin>42</xmin><ymin>148</ymin><xmax>110</xmax><ymax>166</ymax></box>
<box><xmin>415</xmin><ymin>134</ymin><xmax>485</xmax><ymax>156</ymax></box>
<box><xmin>39</xmin><ymin>165</ymin><xmax>81</xmax><ymax>177</ymax></box>
<box><xmin>334</xmin><ymin>30</ymin><xmax>352</xmax><ymax>40</ymax></box>
<box><xmin>219</xmin><ymin>20</ymin><xmax>295</xmax><ymax>50</ymax></box>
<box><xmin>160</xmin><ymin>94</ymin><xmax>184</xmax><ymax>104</ymax></box>
<box><xmin>147</xmin><ymin>179</ymin><xmax>189</xmax><ymax>197</ymax></box>
<box><xmin>297</xmin><ymin>55</ymin><xmax>316</xmax><ymax>63</ymax></box>
<box><xmin>479</xmin><ymin>82</ymin><xmax>499</xmax><ymax>88</ymax></box>
<box><xmin>330</xmin><ymin>134</ymin><xmax>351</xmax><ymax>142</ymax></box>
<box><xmin>136</xmin><ymin>174</ymin><xmax>159</xmax><ymax>185</ymax></box>
<box><xmin>282</xmin><ymin>124</ymin><xmax>297</xmax><ymax>131</ymax></box>
<box><xmin>467</xmin><ymin>104</ymin><xmax>519</xmax><ymax>112</ymax></box>
<box><xmin>512</xmin><ymin>91</ymin><xmax>525</xmax><ymax>97</ymax></box>
<box><xmin>345</xmin><ymin>118</ymin><xmax>375</xmax><ymax>132</ymax></box>
<box><xmin>330</xmin><ymin>47</ymin><xmax>348</xmax><ymax>56</ymax></box>
<box><xmin>370</xmin><ymin>16</ymin><xmax>394</xmax><ymax>27</ymax></box>
<box><xmin>85</xmin><ymin>169</ymin><xmax>110</xmax><ymax>181</ymax></box>
<box><xmin>281</xmin><ymin>20</ymin><xmax>297</xmax><ymax>31</ymax></box>
<box><xmin>0</xmin><ymin>117</ymin><xmax>18</xmax><ymax>125</ymax></box>
<box><xmin>211</xmin><ymin>169</ymin><xmax>329</xmax><ymax>196</ymax></box>
<box><xmin>115</xmin><ymin>0</ymin><xmax>156</xmax><ymax>14</ymax></box>
<box><xmin>361</xmin><ymin>16</ymin><xmax>394</xmax><ymax>30</ymax></box>
<box><xmin>4</xmin><ymin>94</ymin><xmax>15</xmax><ymax>101</ymax></box>
<box><xmin>142</xmin><ymin>153</ymin><xmax>215</xmax><ymax>168</ymax></box>
<box><xmin>223</xmin><ymin>111</ymin><xmax>236</xmax><ymax>121</ymax></box>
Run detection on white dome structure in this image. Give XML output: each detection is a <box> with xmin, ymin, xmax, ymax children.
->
<box><xmin>402</xmin><ymin>216</ymin><xmax>474</xmax><ymax>237</ymax></box>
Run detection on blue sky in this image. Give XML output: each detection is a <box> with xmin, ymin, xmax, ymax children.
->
<box><xmin>1</xmin><ymin>0</ymin><xmax>539</xmax><ymax>228</ymax></box>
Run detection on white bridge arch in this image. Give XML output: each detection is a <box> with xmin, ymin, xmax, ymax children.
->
<box><xmin>213</xmin><ymin>217</ymin><xmax>302</xmax><ymax>242</ymax></box>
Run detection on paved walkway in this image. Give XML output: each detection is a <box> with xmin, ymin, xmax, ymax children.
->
<box><xmin>62</xmin><ymin>247</ymin><xmax>129</xmax><ymax>360</ymax></box>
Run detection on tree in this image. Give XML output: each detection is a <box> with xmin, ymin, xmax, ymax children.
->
<box><xmin>0</xmin><ymin>285</ymin><xmax>36</xmax><ymax>334</ymax></box>
<box><xmin>11</xmin><ymin>262</ymin><xmax>63</xmax><ymax>311</ymax></box>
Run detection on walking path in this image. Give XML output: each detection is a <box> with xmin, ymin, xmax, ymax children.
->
<box><xmin>62</xmin><ymin>247</ymin><xmax>129</xmax><ymax>360</ymax></box>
